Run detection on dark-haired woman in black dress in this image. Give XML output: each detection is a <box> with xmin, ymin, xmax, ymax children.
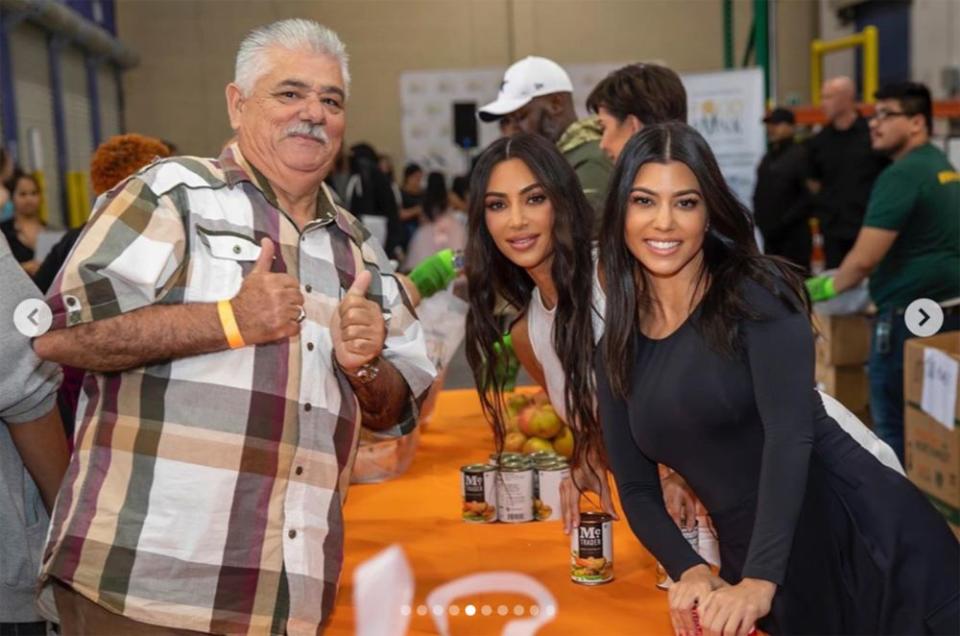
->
<box><xmin>596</xmin><ymin>122</ymin><xmax>958</xmax><ymax>636</ymax></box>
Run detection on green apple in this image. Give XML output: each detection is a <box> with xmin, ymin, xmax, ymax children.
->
<box><xmin>522</xmin><ymin>437</ymin><xmax>555</xmax><ymax>455</ymax></box>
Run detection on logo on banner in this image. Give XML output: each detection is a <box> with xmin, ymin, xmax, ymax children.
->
<box><xmin>693</xmin><ymin>99</ymin><xmax>746</xmax><ymax>136</ymax></box>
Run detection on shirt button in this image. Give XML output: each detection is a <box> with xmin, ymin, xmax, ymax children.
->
<box><xmin>304</xmin><ymin>403</ymin><xmax>312</xmax><ymax>412</ymax></box>
<box><xmin>306</xmin><ymin>342</ymin><xmax>314</xmax><ymax>351</ymax></box>
<box><xmin>295</xmin><ymin>466</ymin><xmax>303</xmax><ymax>476</ymax></box>
<box><xmin>305</xmin><ymin>284</ymin><xmax>312</xmax><ymax>293</ymax></box>
<box><xmin>288</xmin><ymin>529</ymin><xmax>297</xmax><ymax>539</ymax></box>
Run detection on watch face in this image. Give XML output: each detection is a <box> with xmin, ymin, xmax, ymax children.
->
<box><xmin>353</xmin><ymin>359</ymin><xmax>380</xmax><ymax>384</ymax></box>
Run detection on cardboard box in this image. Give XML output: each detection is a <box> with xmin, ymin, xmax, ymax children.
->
<box><xmin>813</xmin><ymin>313</ymin><xmax>871</xmax><ymax>367</ymax></box>
<box><xmin>815</xmin><ymin>362</ymin><xmax>869</xmax><ymax>413</ymax></box>
<box><xmin>904</xmin><ymin>331</ymin><xmax>960</xmax><ymax>423</ymax></box>
<box><xmin>905</xmin><ymin>405</ymin><xmax>960</xmax><ymax>531</ymax></box>
<box><xmin>903</xmin><ymin>331</ymin><xmax>960</xmax><ymax>535</ymax></box>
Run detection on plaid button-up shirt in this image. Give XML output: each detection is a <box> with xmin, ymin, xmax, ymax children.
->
<box><xmin>39</xmin><ymin>143</ymin><xmax>435</xmax><ymax>635</ymax></box>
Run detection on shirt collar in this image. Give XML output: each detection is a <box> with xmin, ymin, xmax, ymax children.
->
<box><xmin>217</xmin><ymin>142</ymin><xmax>338</xmax><ymax>223</ymax></box>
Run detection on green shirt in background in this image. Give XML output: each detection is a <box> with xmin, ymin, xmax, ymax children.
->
<box><xmin>864</xmin><ymin>143</ymin><xmax>960</xmax><ymax>311</ymax></box>
<box><xmin>557</xmin><ymin>116</ymin><xmax>612</xmax><ymax>218</ymax></box>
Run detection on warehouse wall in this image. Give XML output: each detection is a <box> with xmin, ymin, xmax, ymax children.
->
<box><xmin>117</xmin><ymin>0</ymin><xmax>819</xmax><ymax>160</ymax></box>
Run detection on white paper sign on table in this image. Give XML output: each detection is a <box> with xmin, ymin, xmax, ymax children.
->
<box><xmin>921</xmin><ymin>348</ymin><xmax>959</xmax><ymax>430</ymax></box>
<box><xmin>353</xmin><ymin>545</ymin><xmax>414</xmax><ymax>636</ymax></box>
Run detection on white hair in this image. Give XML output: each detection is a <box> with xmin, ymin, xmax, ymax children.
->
<box><xmin>235</xmin><ymin>19</ymin><xmax>350</xmax><ymax>97</ymax></box>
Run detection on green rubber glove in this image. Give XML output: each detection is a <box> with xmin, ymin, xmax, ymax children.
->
<box><xmin>492</xmin><ymin>333</ymin><xmax>520</xmax><ymax>392</ymax></box>
<box><xmin>805</xmin><ymin>275</ymin><xmax>837</xmax><ymax>303</ymax></box>
<box><xmin>409</xmin><ymin>248</ymin><xmax>458</xmax><ymax>299</ymax></box>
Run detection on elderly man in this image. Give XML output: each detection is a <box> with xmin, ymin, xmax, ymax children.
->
<box><xmin>478</xmin><ymin>56</ymin><xmax>611</xmax><ymax>212</ymax></box>
<box><xmin>806</xmin><ymin>76</ymin><xmax>887</xmax><ymax>267</ymax></box>
<box><xmin>33</xmin><ymin>19</ymin><xmax>434</xmax><ymax>635</ymax></box>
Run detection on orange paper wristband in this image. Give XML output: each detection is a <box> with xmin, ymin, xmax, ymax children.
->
<box><xmin>217</xmin><ymin>299</ymin><xmax>246</xmax><ymax>349</ymax></box>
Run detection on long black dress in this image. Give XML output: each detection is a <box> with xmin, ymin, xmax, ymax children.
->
<box><xmin>596</xmin><ymin>278</ymin><xmax>959</xmax><ymax>634</ymax></box>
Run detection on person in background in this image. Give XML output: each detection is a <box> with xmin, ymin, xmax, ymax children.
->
<box><xmin>806</xmin><ymin>82</ymin><xmax>960</xmax><ymax>462</ymax></box>
<box><xmin>0</xmin><ymin>234</ymin><xmax>70</xmax><ymax>636</ymax></box>
<box><xmin>325</xmin><ymin>147</ymin><xmax>351</xmax><ymax>204</ymax></box>
<box><xmin>0</xmin><ymin>147</ymin><xmax>15</xmax><ymax>222</ymax></box>
<box><xmin>586</xmin><ymin>62</ymin><xmax>688</xmax><ymax>163</ymax></box>
<box><xmin>1</xmin><ymin>172</ymin><xmax>44</xmax><ymax>276</ymax></box>
<box><xmin>346</xmin><ymin>142</ymin><xmax>405</xmax><ymax>259</ymax></box>
<box><xmin>498</xmin><ymin>116</ymin><xmax>520</xmax><ymax>138</ymax></box>
<box><xmin>403</xmin><ymin>171</ymin><xmax>467</xmax><ymax>272</ymax></box>
<box><xmin>449</xmin><ymin>175</ymin><xmax>469</xmax><ymax>213</ymax></box>
<box><xmin>753</xmin><ymin>108</ymin><xmax>812</xmax><ymax>272</ymax></box>
<box><xmin>32</xmin><ymin>19</ymin><xmax>434</xmax><ymax>634</ymax></box>
<box><xmin>598</xmin><ymin>121</ymin><xmax>957</xmax><ymax>636</ymax></box>
<box><xmin>421</xmin><ymin>171</ymin><xmax>448</xmax><ymax>222</ymax></box>
<box><xmin>398</xmin><ymin>162</ymin><xmax>425</xmax><ymax>242</ymax></box>
<box><xmin>479</xmin><ymin>56</ymin><xmax>612</xmax><ymax>212</ymax></box>
<box><xmin>806</xmin><ymin>76</ymin><xmax>887</xmax><ymax>267</ymax></box>
<box><xmin>378</xmin><ymin>153</ymin><xmax>403</xmax><ymax>209</ymax></box>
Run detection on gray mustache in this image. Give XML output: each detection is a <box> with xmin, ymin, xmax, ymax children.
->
<box><xmin>285</xmin><ymin>123</ymin><xmax>329</xmax><ymax>143</ymax></box>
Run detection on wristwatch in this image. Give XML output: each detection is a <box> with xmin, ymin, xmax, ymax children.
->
<box><xmin>342</xmin><ymin>357</ymin><xmax>381</xmax><ymax>384</ymax></box>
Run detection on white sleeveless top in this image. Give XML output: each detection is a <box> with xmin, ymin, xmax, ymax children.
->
<box><xmin>526</xmin><ymin>260</ymin><xmax>606</xmax><ymax>422</ymax></box>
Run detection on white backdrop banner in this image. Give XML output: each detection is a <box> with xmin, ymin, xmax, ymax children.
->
<box><xmin>684</xmin><ymin>68</ymin><xmax>766</xmax><ymax>209</ymax></box>
<box><xmin>399</xmin><ymin>65</ymin><xmax>765</xmax><ymax>210</ymax></box>
<box><xmin>399</xmin><ymin>62</ymin><xmax>622</xmax><ymax>177</ymax></box>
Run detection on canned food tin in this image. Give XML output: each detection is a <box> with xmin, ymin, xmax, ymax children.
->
<box><xmin>496</xmin><ymin>463</ymin><xmax>534</xmax><ymax>523</ymax></box>
<box><xmin>571</xmin><ymin>511</ymin><xmax>613</xmax><ymax>584</ymax></box>
<box><xmin>488</xmin><ymin>451</ymin><xmax>522</xmax><ymax>466</ymax></box>
<box><xmin>528</xmin><ymin>450</ymin><xmax>559</xmax><ymax>463</ymax></box>
<box><xmin>460</xmin><ymin>464</ymin><xmax>497</xmax><ymax>523</ymax></box>
<box><xmin>535</xmin><ymin>462</ymin><xmax>569</xmax><ymax>521</ymax></box>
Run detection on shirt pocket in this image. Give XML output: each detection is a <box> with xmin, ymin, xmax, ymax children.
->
<box><xmin>188</xmin><ymin>226</ymin><xmax>262</xmax><ymax>302</ymax></box>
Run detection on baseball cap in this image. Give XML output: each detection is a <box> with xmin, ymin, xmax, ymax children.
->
<box><xmin>478</xmin><ymin>56</ymin><xmax>574</xmax><ymax>122</ymax></box>
<box><xmin>762</xmin><ymin>107</ymin><xmax>796</xmax><ymax>124</ymax></box>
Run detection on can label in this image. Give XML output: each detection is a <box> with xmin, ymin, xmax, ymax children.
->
<box><xmin>461</xmin><ymin>465</ymin><xmax>497</xmax><ymax>523</ymax></box>
<box><xmin>571</xmin><ymin>513</ymin><xmax>613</xmax><ymax>584</ymax></box>
<box><xmin>497</xmin><ymin>467</ymin><xmax>534</xmax><ymax>523</ymax></box>
<box><xmin>535</xmin><ymin>464</ymin><xmax>569</xmax><ymax>521</ymax></box>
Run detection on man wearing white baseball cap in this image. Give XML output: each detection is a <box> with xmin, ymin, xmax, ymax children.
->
<box><xmin>479</xmin><ymin>56</ymin><xmax>611</xmax><ymax>214</ymax></box>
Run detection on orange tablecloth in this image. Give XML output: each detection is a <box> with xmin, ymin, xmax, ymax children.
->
<box><xmin>326</xmin><ymin>389</ymin><xmax>673</xmax><ymax>635</ymax></box>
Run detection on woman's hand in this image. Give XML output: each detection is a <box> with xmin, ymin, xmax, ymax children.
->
<box><xmin>699</xmin><ymin>577</ymin><xmax>775</xmax><ymax>636</ymax></box>
<box><xmin>662</xmin><ymin>470</ymin><xmax>698</xmax><ymax>530</ymax></box>
<box><xmin>559</xmin><ymin>463</ymin><xmax>619</xmax><ymax>535</ymax></box>
<box><xmin>669</xmin><ymin>564</ymin><xmax>728</xmax><ymax>636</ymax></box>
